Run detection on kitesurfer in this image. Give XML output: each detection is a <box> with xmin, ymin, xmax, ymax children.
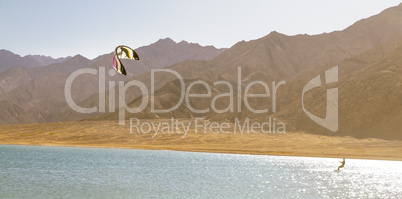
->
<box><xmin>337</xmin><ymin>158</ymin><xmax>345</xmax><ymax>170</ymax></box>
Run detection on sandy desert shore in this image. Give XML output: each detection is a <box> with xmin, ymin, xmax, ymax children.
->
<box><xmin>1</xmin><ymin>120</ymin><xmax>401</xmax><ymax>161</ymax></box>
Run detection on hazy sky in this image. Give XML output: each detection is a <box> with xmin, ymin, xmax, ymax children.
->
<box><xmin>0</xmin><ymin>0</ymin><xmax>401</xmax><ymax>59</ymax></box>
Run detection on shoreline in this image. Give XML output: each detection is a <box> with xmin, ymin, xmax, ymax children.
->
<box><xmin>1</xmin><ymin>142</ymin><xmax>402</xmax><ymax>162</ymax></box>
<box><xmin>1</xmin><ymin>120</ymin><xmax>402</xmax><ymax>161</ymax></box>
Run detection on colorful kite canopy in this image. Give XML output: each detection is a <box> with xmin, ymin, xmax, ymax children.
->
<box><xmin>113</xmin><ymin>45</ymin><xmax>140</xmax><ymax>75</ymax></box>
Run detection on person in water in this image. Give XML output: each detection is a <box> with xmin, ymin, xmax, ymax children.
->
<box><xmin>337</xmin><ymin>158</ymin><xmax>345</xmax><ymax>170</ymax></box>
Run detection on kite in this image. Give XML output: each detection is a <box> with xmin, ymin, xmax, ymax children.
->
<box><xmin>112</xmin><ymin>45</ymin><xmax>140</xmax><ymax>75</ymax></box>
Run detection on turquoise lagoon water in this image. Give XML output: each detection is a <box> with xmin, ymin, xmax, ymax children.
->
<box><xmin>1</xmin><ymin>145</ymin><xmax>401</xmax><ymax>198</ymax></box>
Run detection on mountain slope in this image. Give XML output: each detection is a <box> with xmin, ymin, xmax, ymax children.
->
<box><xmin>272</xmin><ymin>41</ymin><xmax>402</xmax><ymax>140</ymax></box>
<box><xmin>209</xmin><ymin>3</ymin><xmax>402</xmax><ymax>83</ymax></box>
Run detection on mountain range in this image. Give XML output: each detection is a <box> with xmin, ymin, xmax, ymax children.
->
<box><xmin>95</xmin><ymin>3</ymin><xmax>402</xmax><ymax>140</ymax></box>
<box><xmin>0</xmin><ymin>38</ymin><xmax>226</xmax><ymax>124</ymax></box>
<box><xmin>0</xmin><ymin>4</ymin><xmax>401</xmax><ymax>140</ymax></box>
<box><xmin>0</xmin><ymin>50</ymin><xmax>71</xmax><ymax>73</ymax></box>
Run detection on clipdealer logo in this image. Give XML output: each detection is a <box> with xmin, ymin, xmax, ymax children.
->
<box><xmin>64</xmin><ymin>66</ymin><xmax>338</xmax><ymax>135</ymax></box>
<box><xmin>302</xmin><ymin>66</ymin><xmax>338</xmax><ymax>132</ymax></box>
